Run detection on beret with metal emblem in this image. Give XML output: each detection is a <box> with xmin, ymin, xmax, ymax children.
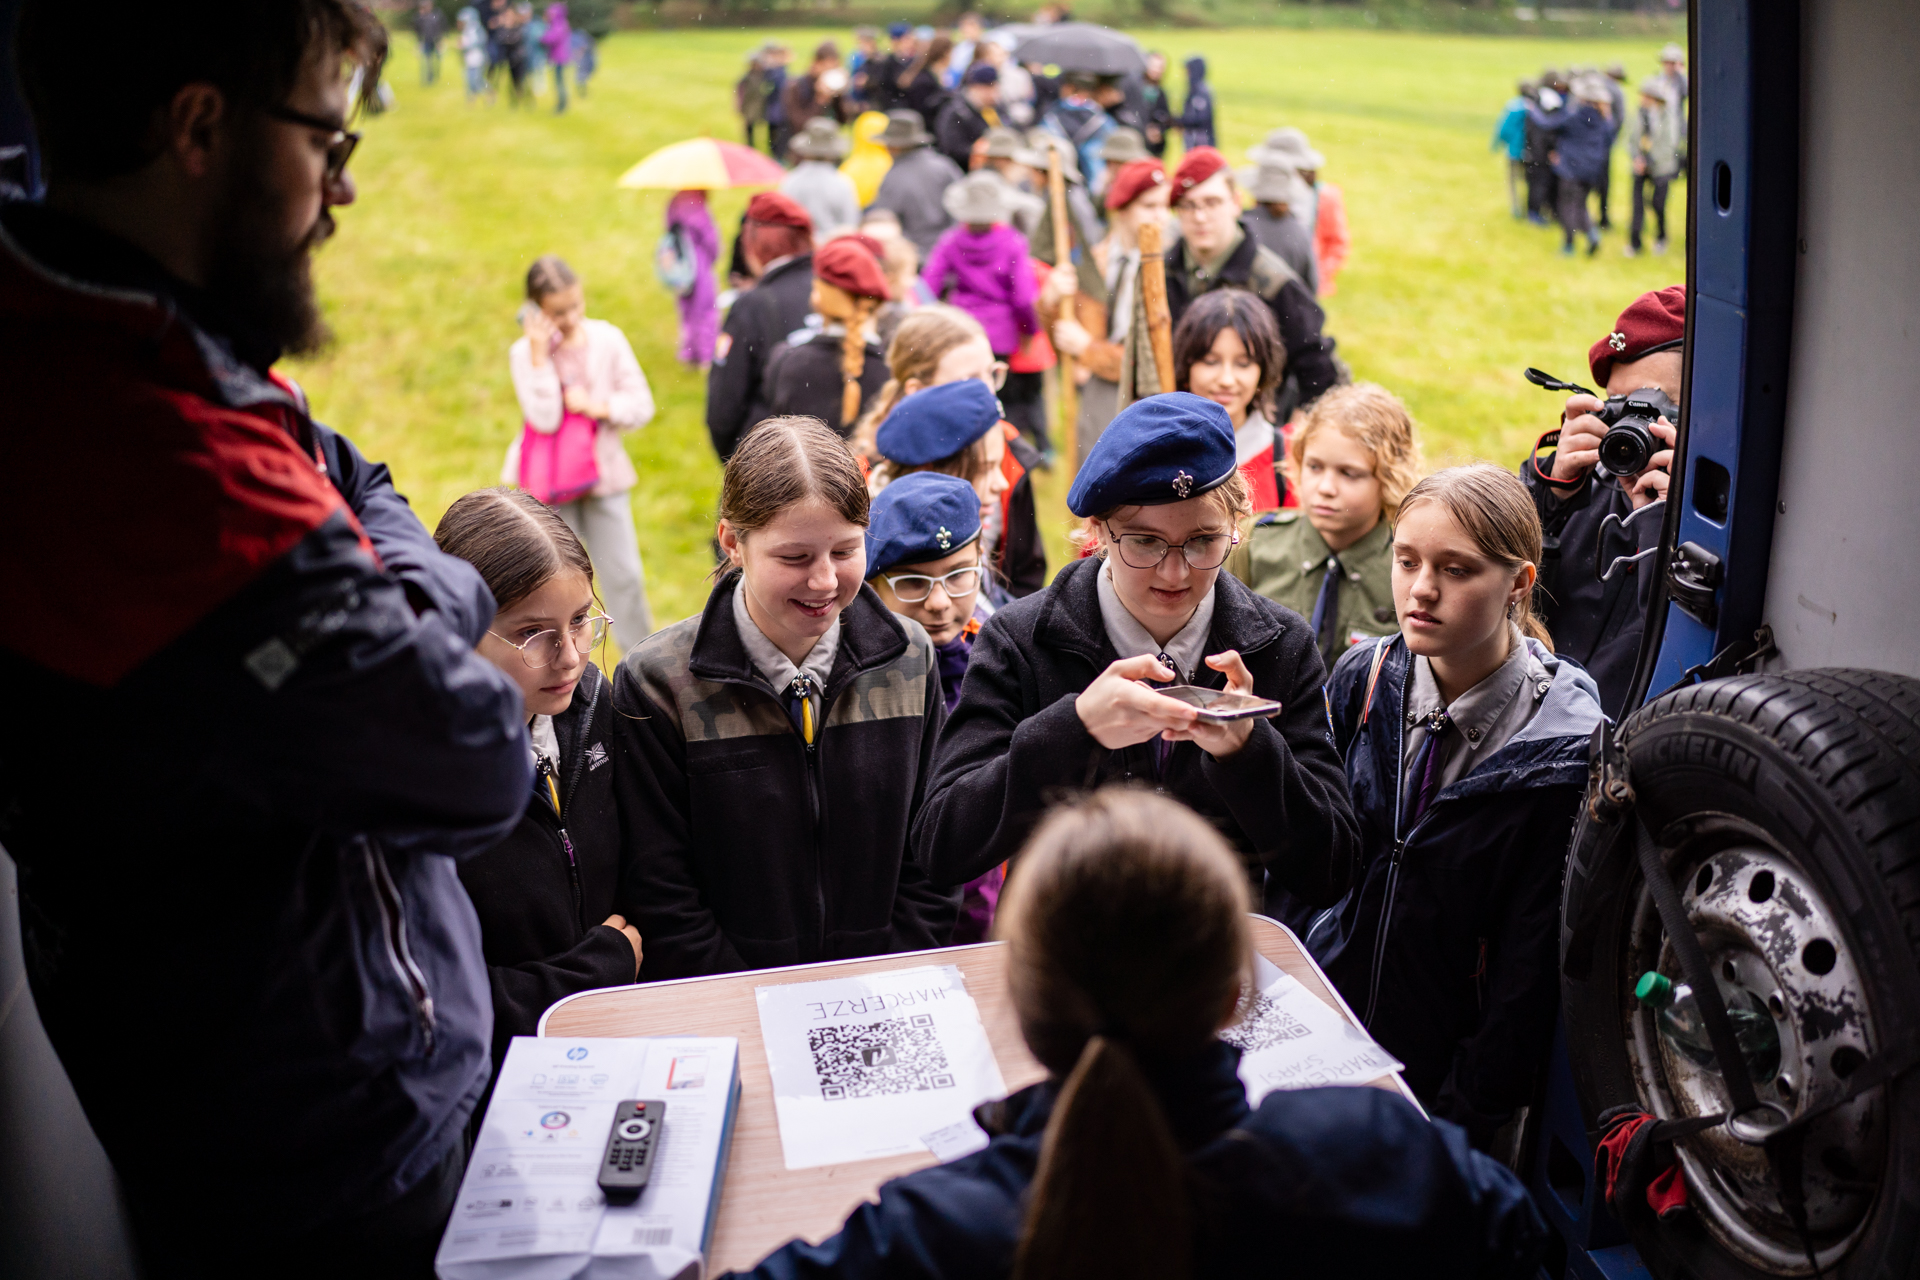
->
<box><xmin>1066</xmin><ymin>392</ymin><xmax>1238</xmax><ymax>516</ymax></box>
<box><xmin>1589</xmin><ymin>284</ymin><xmax>1686</xmax><ymax>386</ymax></box>
<box><xmin>866</xmin><ymin>472</ymin><xmax>984</xmax><ymax>577</ymax></box>
<box><xmin>875</xmin><ymin>378</ymin><xmax>1003</xmax><ymax>466</ymax></box>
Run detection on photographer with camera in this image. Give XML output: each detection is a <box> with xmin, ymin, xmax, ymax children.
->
<box><xmin>1520</xmin><ymin>285</ymin><xmax>1684</xmax><ymax>717</ymax></box>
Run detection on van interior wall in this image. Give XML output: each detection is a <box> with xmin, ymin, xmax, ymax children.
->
<box><xmin>0</xmin><ymin>848</ymin><xmax>140</xmax><ymax>1278</ymax></box>
<box><xmin>1764</xmin><ymin>0</ymin><xmax>1920</xmax><ymax>675</ymax></box>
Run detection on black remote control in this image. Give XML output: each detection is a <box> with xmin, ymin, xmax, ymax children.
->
<box><xmin>598</xmin><ymin>1100</ymin><xmax>666</xmax><ymax>1203</ymax></box>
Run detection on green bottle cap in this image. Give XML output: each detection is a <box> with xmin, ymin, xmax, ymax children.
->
<box><xmin>1635</xmin><ymin>971</ymin><xmax>1674</xmax><ymax>1005</ymax></box>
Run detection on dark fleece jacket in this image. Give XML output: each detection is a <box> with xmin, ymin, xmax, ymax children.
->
<box><xmin>457</xmin><ymin>661</ymin><xmax>640</xmax><ymax>1061</ymax></box>
<box><xmin>913</xmin><ymin>556</ymin><xmax>1359</xmax><ymax>913</ymax></box>
<box><xmin>612</xmin><ymin>574</ymin><xmax>959</xmax><ymax>978</ymax></box>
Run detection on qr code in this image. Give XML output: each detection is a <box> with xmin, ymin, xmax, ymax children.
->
<box><xmin>1221</xmin><ymin>992</ymin><xmax>1313</xmax><ymax>1052</ymax></box>
<box><xmin>809</xmin><ymin>1014</ymin><xmax>956</xmax><ymax>1100</ymax></box>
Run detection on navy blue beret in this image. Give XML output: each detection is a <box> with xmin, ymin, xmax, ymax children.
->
<box><xmin>1066</xmin><ymin>392</ymin><xmax>1239</xmax><ymax>516</ymax></box>
<box><xmin>876</xmin><ymin>379</ymin><xmax>1002</xmax><ymax>467</ymax></box>
<box><xmin>865</xmin><ymin>472</ymin><xmax>983</xmax><ymax>577</ymax></box>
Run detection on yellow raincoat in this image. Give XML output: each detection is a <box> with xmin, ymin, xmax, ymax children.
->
<box><xmin>840</xmin><ymin>111</ymin><xmax>893</xmax><ymax>208</ymax></box>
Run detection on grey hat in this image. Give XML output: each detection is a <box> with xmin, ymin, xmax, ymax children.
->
<box><xmin>1573</xmin><ymin>72</ymin><xmax>1612</xmax><ymax>105</ymax></box>
<box><xmin>1026</xmin><ymin>130</ymin><xmax>1083</xmax><ymax>184</ymax></box>
<box><xmin>982</xmin><ymin>126</ymin><xmax>1046</xmax><ymax>166</ymax></box>
<box><xmin>1606</xmin><ymin>62</ymin><xmax>1628</xmax><ymax>80</ymax></box>
<box><xmin>1247</xmin><ymin>125</ymin><xmax>1324</xmax><ymax>172</ymax></box>
<box><xmin>1660</xmin><ymin>42</ymin><xmax>1686</xmax><ymax>63</ymax></box>
<box><xmin>1098</xmin><ymin>127</ymin><xmax>1150</xmax><ymax>164</ymax></box>
<box><xmin>789</xmin><ymin>116</ymin><xmax>850</xmax><ymax>161</ymax></box>
<box><xmin>877</xmin><ymin>110</ymin><xmax>934</xmax><ymax>149</ymax></box>
<box><xmin>1637</xmin><ymin>75</ymin><xmax>1676</xmax><ymax>103</ymax></box>
<box><xmin>1236</xmin><ymin>164</ymin><xmax>1310</xmax><ymax>208</ymax></box>
<box><xmin>942</xmin><ymin>170</ymin><xmax>1022</xmax><ymax>225</ymax></box>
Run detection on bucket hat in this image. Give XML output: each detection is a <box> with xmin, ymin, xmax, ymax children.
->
<box><xmin>942</xmin><ymin>170</ymin><xmax>1023</xmax><ymax>225</ymax></box>
<box><xmin>789</xmin><ymin>116</ymin><xmax>851</xmax><ymax>161</ymax></box>
<box><xmin>877</xmin><ymin>110</ymin><xmax>934</xmax><ymax>149</ymax></box>
<box><xmin>1247</xmin><ymin>125</ymin><xmax>1324</xmax><ymax>173</ymax></box>
<box><xmin>1236</xmin><ymin>163</ymin><xmax>1311</xmax><ymax>207</ymax></box>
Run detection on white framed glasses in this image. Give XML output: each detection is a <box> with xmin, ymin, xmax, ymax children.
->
<box><xmin>883</xmin><ymin>567</ymin><xmax>983</xmax><ymax>603</ymax></box>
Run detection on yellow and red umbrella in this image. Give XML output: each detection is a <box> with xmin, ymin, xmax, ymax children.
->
<box><xmin>615</xmin><ymin>137</ymin><xmax>788</xmax><ymax>190</ymax></box>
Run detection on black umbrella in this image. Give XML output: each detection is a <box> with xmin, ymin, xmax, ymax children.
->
<box><xmin>1011</xmin><ymin>23</ymin><xmax>1146</xmax><ymax>77</ymax></box>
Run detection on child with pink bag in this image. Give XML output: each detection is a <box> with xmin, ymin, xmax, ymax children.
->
<box><xmin>507</xmin><ymin>255</ymin><xmax>657</xmax><ymax>647</ymax></box>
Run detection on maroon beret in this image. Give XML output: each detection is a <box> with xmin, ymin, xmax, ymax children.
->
<box><xmin>1171</xmin><ymin>146</ymin><xmax>1228</xmax><ymax>200</ymax></box>
<box><xmin>1590</xmin><ymin>284</ymin><xmax>1687</xmax><ymax>386</ymax></box>
<box><xmin>745</xmin><ymin>191</ymin><xmax>813</xmax><ymax>231</ymax></box>
<box><xmin>1105</xmin><ymin>159</ymin><xmax>1166</xmax><ymax>211</ymax></box>
<box><xmin>814</xmin><ymin>237</ymin><xmax>891</xmax><ymax>300</ymax></box>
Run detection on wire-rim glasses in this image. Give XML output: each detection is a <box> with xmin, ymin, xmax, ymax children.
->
<box><xmin>488</xmin><ymin>613</ymin><xmax>612</xmax><ymax>669</ymax></box>
<box><xmin>883</xmin><ymin>566</ymin><xmax>983</xmax><ymax>603</ymax></box>
<box><xmin>1102</xmin><ymin>523</ymin><xmax>1239</xmax><ymax>571</ymax></box>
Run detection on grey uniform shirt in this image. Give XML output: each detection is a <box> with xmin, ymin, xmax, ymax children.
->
<box><xmin>732</xmin><ymin>579</ymin><xmax>840</xmax><ymax>729</ymax></box>
<box><xmin>1400</xmin><ymin>625</ymin><xmax>1553</xmax><ymax>812</ymax></box>
<box><xmin>1095</xmin><ymin>564</ymin><xmax>1218</xmax><ymax>685</ymax></box>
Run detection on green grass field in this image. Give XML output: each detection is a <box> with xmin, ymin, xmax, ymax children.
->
<box><xmin>288</xmin><ymin>27</ymin><xmax>1688</xmax><ymax>637</ymax></box>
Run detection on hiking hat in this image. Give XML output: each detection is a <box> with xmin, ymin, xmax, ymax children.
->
<box><xmin>1247</xmin><ymin>126</ymin><xmax>1323</xmax><ymax>172</ymax></box>
<box><xmin>942</xmin><ymin>169</ymin><xmax>1022</xmax><ymax>225</ymax></box>
<box><xmin>1660</xmin><ymin>42</ymin><xmax>1686</xmax><ymax>63</ymax></box>
<box><xmin>1237</xmin><ymin>163</ymin><xmax>1310</xmax><ymax>207</ymax></box>
<box><xmin>1638</xmin><ymin>75</ymin><xmax>1675</xmax><ymax>103</ymax></box>
<box><xmin>877</xmin><ymin>110</ymin><xmax>934</xmax><ymax>149</ymax></box>
<box><xmin>789</xmin><ymin>117</ymin><xmax>851</xmax><ymax>161</ymax></box>
<box><xmin>1098</xmin><ymin>126</ymin><xmax>1151</xmax><ymax>165</ymax></box>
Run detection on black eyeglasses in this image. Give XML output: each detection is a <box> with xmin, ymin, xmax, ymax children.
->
<box><xmin>262</xmin><ymin>103</ymin><xmax>361</xmax><ymax>184</ymax></box>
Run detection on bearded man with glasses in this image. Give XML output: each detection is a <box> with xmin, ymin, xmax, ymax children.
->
<box><xmin>0</xmin><ymin>3</ymin><xmax>533</xmax><ymax>1274</ymax></box>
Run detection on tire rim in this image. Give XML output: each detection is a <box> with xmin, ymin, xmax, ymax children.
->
<box><xmin>1625</xmin><ymin>842</ymin><xmax>1885</xmax><ymax>1274</ymax></box>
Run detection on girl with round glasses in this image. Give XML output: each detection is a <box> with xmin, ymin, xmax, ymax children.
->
<box><xmin>916</xmin><ymin>392</ymin><xmax>1361</xmax><ymax>921</ymax></box>
<box><xmin>434</xmin><ymin>488</ymin><xmax>643</xmax><ymax>1065</ymax></box>
<box><xmin>866</xmin><ymin>471</ymin><xmax>1005</xmax><ymax>941</ymax></box>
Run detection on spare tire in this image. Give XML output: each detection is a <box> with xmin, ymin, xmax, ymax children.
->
<box><xmin>1561</xmin><ymin>669</ymin><xmax>1920</xmax><ymax>1278</ymax></box>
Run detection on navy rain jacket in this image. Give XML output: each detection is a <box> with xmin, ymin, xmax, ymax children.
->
<box><xmin>0</xmin><ymin>205</ymin><xmax>531</xmax><ymax>1254</ymax></box>
<box><xmin>726</xmin><ymin>1040</ymin><xmax>1546</xmax><ymax>1279</ymax></box>
<box><xmin>1313</xmin><ymin>634</ymin><xmax>1603</xmax><ymax>1145</ymax></box>
<box><xmin>1526</xmin><ymin>99</ymin><xmax>1620</xmax><ymax>185</ymax></box>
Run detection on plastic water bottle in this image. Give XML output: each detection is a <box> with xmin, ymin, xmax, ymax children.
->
<box><xmin>1635</xmin><ymin>971</ymin><xmax>1782</xmax><ymax>1085</ymax></box>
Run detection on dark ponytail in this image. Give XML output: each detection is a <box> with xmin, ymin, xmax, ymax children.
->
<box><xmin>1012</xmin><ymin>1036</ymin><xmax>1190</xmax><ymax>1280</ymax></box>
<box><xmin>434</xmin><ymin>486</ymin><xmax>595</xmax><ymax>611</ymax></box>
<box><xmin>997</xmin><ymin>790</ymin><xmax>1252</xmax><ymax>1280</ymax></box>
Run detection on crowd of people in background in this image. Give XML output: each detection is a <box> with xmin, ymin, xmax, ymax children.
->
<box><xmin>416</xmin><ymin>0</ymin><xmax>601</xmax><ymax>111</ymax></box>
<box><xmin>1493</xmin><ymin>41</ymin><xmax>1688</xmax><ymax>256</ymax></box>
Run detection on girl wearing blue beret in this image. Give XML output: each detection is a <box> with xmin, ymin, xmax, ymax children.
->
<box><xmin>610</xmin><ymin>416</ymin><xmax>957</xmax><ymax>977</ymax></box>
<box><xmin>915</xmin><ymin>392</ymin><xmax>1361</xmax><ymax>919</ymax></box>
<box><xmin>866</xmin><ymin>470</ymin><xmax>1004</xmax><ymax>941</ymax></box>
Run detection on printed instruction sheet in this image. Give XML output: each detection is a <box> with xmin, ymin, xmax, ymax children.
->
<box><xmin>756</xmin><ymin>963</ymin><xmax>1006</xmax><ymax>1170</ymax></box>
<box><xmin>1225</xmin><ymin>954</ymin><xmax>1403</xmax><ymax>1104</ymax></box>
<box><xmin>436</xmin><ymin>1035</ymin><xmax>738</xmax><ymax>1280</ymax></box>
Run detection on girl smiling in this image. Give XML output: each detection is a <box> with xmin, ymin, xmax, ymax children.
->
<box><xmin>611</xmin><ymin>416</ymin><xmax>956</xmax><ymax>977</ymax></box>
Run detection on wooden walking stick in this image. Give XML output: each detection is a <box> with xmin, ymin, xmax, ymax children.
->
<box><xmin>1047</xmin><ymin>150</ymin><xmax>1078</xmax><ymax>471</ymax></box>
<box><xmin>1135</xmin><ymin>219</ymin><xmax>1178</xmax><ymax>395</ymax></box>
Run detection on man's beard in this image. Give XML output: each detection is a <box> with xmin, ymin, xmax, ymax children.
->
<box><xmin>203</xmin><ymin>145</ymin><xmax>336</xmax><ymax>361</ymax></box>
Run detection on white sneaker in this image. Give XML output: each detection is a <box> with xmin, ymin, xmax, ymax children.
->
<box><xmin>1623</xmin><ymin>244</ymin><xmax>1640</xmax><ymax>257</ymax></box>
<box><xmin>1654</xmin><ymin>239</ymin><xmax>1669</xmax><ymax>255</ymax></box>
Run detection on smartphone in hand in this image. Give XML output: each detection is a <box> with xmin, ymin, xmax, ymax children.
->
<box><xmin>1151</xmin><ymin>684</ymin><xmax>1284</xmax><ymax>723</ymax></box>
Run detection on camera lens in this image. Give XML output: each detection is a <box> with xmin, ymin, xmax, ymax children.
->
<box><xmin>1598</xmin><ymin>419</ymin><xmax>1656</xmax><ymax>475</ymax></box>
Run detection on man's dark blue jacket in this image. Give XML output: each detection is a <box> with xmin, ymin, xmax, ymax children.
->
<box><xmin>1527</xmin><ymin>99</ymin><xmax>1620</xmax><ymax>185</ymax></box>
<box><xmin>0</xmin><ymin>204</ymin><xmax>530</xmax><ymax>1255</ymax></box>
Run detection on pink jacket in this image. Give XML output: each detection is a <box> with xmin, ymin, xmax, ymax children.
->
<box><xmin>508</xmin><ymin>318</ymin><xmax>655</xmax><ymax>497</ymax></box>
<box><xmin>921</xmin><ymin>223</ymin><xmax>1040</xmax><ymax>356</ymax></box>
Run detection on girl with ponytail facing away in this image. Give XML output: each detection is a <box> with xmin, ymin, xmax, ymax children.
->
<box><xmin>1317</xmin><ymin>464</ymin><xmax>1604</xmax><ymax>1150</ymax></box>
<box><xmin>728</xmin><ymin>789</ymin><xmax>1546</xmax><ymax>1280</ymax></box>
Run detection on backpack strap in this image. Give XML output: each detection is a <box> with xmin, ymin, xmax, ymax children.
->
<box><xmin>1356</xmin><ymin>636</ymin><xmax>1393</xmax><ymax>729</ymax></box>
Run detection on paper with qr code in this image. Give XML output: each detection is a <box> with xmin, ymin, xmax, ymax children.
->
<box><xmin>755</xmin><ymin>964</ymin><xmax>1007</xmax><ymax>1170</ymax></box>
<box><xmin>1224</xmin><ymin>954</ymin><xmax>1402</xmax><ymax>1104</ymax></box>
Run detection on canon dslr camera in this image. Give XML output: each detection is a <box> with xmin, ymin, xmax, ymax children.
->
<box><xmin>1525</xmin><ymin>367</ymin><xmax>1679</xmax><ymax>477</ymax></box>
